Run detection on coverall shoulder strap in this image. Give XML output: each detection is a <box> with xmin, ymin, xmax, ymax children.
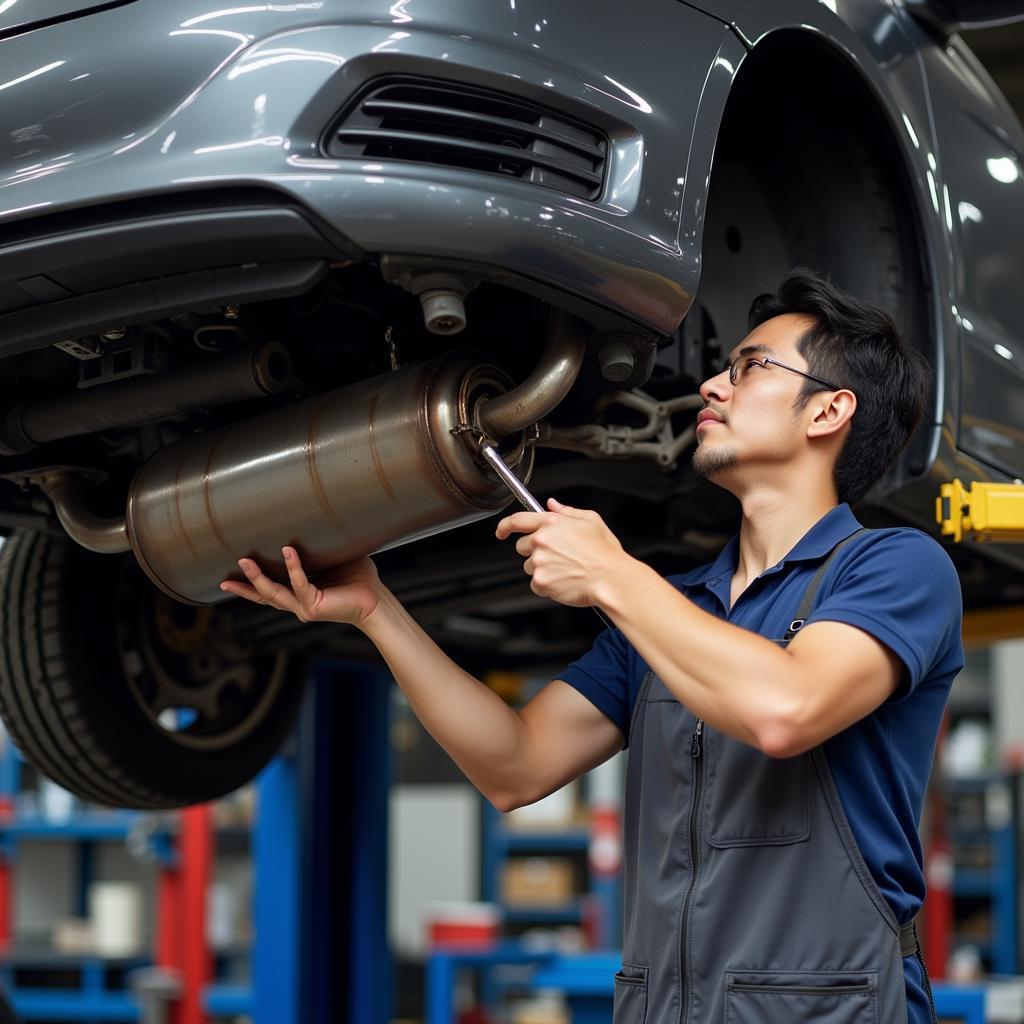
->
<box><xmin>781</xmin><ymin>527</ymin><xmax>867</xmax><ymax>644</ymax></box>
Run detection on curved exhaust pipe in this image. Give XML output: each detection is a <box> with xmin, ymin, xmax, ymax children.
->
<box><xmin>34</xmin><ymin>313</ymin><xmax>591</xmax><ymax>604</ymax></box>
<box><xmin>31</xmin><ymin>470</ymin><xmax>131</xmax><ymax>554</ymax></box>
<box><xmin>475</xmin><ymin>310</ymin><xmax>589</xmax><ymax>441</ymax></box>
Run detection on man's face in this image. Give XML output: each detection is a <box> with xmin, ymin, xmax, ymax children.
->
<box><xmin>692</xmin><ymin>313</ymin><xmax>821</xmax><ymax>487</ymax></box>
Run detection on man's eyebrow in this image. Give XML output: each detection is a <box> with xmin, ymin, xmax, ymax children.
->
<box><xmin>737</xmin><ymin>343</ymin><xmax>774</xmax><ymax>358</ymax></box>
<box><xmin>723</xmin><ymin>343</ymin><xmax>774</xmax><ymax>367</ymax></box>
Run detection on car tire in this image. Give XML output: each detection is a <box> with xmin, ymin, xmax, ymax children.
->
<box><xmin>0</xmin><ymin>529</ymin><xmax>307</xmax><ymax>808</ymax></box>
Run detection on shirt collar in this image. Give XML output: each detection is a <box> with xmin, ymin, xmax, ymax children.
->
<box><xmin>676</xmin><ymin>503</ymin><xmax>863</xmax><ymax>588</ymax></box>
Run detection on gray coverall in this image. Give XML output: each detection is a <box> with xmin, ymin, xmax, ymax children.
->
<box><xmin>611</xmin><ymin>533</ymin><xmax>931</xmax><ymax>1024</ymax></box>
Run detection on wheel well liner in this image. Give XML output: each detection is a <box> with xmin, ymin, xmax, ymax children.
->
<box><xmin>689</xmin><ymin>26</ymin><xmax>933</xmax><ymax>324</ymax></box>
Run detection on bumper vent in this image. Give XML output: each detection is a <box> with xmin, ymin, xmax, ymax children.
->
<box><xmin>326</xmin><ymin>79</ymin><xmax>608</xmax><ymax>201</ymax></box>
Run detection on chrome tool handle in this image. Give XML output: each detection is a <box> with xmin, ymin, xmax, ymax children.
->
<box><xmin>480</xmin><ymin>442</ymin><xmax>545</xmax><ymax>513</ymax></box>
<box><xmin>481</xmin><ymin>442</ymin><xmax>614</xmax><ymax>631</ymax></box>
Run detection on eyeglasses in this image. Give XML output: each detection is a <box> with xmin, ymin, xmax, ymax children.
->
<box><xmin>726</xmin><ymin>355</ymin><xmax>840</xmax><ymax>391</ymax></box>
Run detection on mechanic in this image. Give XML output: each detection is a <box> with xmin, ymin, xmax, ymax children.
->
<box><xmin>221</xmin><ymin>268</ymin><xmax>963</xmax><ymax>1024</ymax></box>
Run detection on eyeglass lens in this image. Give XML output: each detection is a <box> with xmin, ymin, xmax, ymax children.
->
<box><xmin>728</xmin><ymin>359</ymin><xmax>753</xmax><ymax>386</ymax></box>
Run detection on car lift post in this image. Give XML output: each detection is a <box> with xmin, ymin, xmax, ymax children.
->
<box><xmin>930</xmin><ymin>480</ymin><xmax>1024</xmax><ymax>984</ymax></box>
<box><xmin>253</xmin><ymin>660</ymin><xmax>392</xmax><ymax>1024</ymax></box>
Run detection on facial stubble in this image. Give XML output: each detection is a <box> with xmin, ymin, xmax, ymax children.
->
<box><xmin>691</xmin><ymin>441</ymin><xmax>739</xmax><ymax>479</ymax></box>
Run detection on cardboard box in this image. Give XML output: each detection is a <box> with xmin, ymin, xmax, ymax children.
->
<box><xmin>512</xmin><ymin>997</ymin><xmax>569</xmax><ymax>1024</ymax></box>
<box><xmin>501</xmin><ymin>858</ymin><xmax>575</xmax><ymax>907</ymax></box>
<box><xmin>987</xmin><ymin>979</ymin><xmax>1024</xmax><ymax>1023</ymax></box>
<box><xmin>506</xmin><ymin>781</ymin><xmax>579</xmax><ymax>828</ymax></box>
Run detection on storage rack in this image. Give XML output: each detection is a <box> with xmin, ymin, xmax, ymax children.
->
<box><xmin>0</xmin><ymin>728</ymin><xmax>232</xmax><ymax>1022</ymax></box>
<box><xmin>481</xmin><ymin>793</ymin><xmax>621</xmax><ymax>948</ymax></box>
<box><xmin>946</xmin><ymin>772</ymin><xmax>1019</xmax><ymax>974</ymax></box>
<box><xmin>0</xmin><ymin>659</ymin><xmax>392</xmax><ymax>1024</ymax></box>
<box><xmin>425</xmin><ymin>948</ymin><xmax>989</xmax><ymax>1024</ymax></box>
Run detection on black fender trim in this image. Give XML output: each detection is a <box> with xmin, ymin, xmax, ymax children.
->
<box><xmin>0</xmin><ymin>260</ymin><xmax>329</xmax><ymax>359</ymax></box>
<box><xmin>0</xmin><ymin>187</ymin><xmax>358</xmax><ymax>356</ymax></box>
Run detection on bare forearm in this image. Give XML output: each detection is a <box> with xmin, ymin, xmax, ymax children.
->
<box><xmin>595</xmin><ymin>559</ymin><xmax>798</xmax><ymax>749</ymax></box>
<box><xmin>359</xmin><ymin>587</ymin><xmax>530</xmax><ymax>807</ymax></box>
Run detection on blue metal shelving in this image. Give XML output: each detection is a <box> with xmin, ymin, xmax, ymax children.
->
<box><xmin>0</xmin><ymin>657</ymin><xmax>395</xmax><ymax>1023</ymax></box>
<box><xmin>478</xmin><ymin>791</ymin><xmax>623</xmax><ymax>1018</ymax></box>
<box><xmin>500</xmin><ymin>829</ymin><xmax>590</xmax><ymax>852</ymax></box>
<box><xmin>481</xmin><ymin>799</ymin><xmax>620</xmax><ymax>947</ymax></box>
<box><xmin>426</xmin><ymin>950</ymin><xmax>990</xmax><ymax>1024</ymax></box>
<box><xmin>0</xmin><ymin>952</ymin><xmax>147</xmax><ymax>1021</ymax></box>
<box><xmin>0</xmin><ymin>814</ymin><xmax>141</xmax><ymax>841</ymax></box>
<box><xmin>947</xmin><ymin>772</ymin><xmax>1019</xmax><ymax>974</ymax></box>
<box><xmin>0</xmin><ymin>734</ymin><xmax>159</xmax><ymax>1022</ymax></box>
<box><xmin>502</xmin><ymin>902</ymin><xmax>586</xmax><ymax>924</ymax></box>
<box><xmin>8</xmin><ymin>991</ymin><xmax>138</xmax><ymax>1021</ymax></box>
<box><xmin>203</xmin><ymin>983</ymin><xmax>253</xmax><ymax>1016</ymax></box>
<box><xmin>0</xmin><ymin>728</ymin><xmax>268</xmax><ymax>1021</ymax></box>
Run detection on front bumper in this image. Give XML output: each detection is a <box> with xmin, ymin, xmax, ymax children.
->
<box><xmin>0</xmin><ymin>0</ymin><xmax>731</xmax><ymax>342</ymax></box>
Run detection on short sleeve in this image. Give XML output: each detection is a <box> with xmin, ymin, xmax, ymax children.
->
<box><xmin>805</xmin><ymin>529</ymin><xmax>964</xmax><ymax>700</ymax></box>
<box><xmin>557</xmin><ymin>626</ymin><xmax>633</xmax><ymax>741</ymax></box>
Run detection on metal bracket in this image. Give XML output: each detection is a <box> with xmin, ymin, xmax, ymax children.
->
<box><xmin>936</xmin><ymin>478</ymin><xmax>1024</xmax><ymax>543</ymax></box>
<box><xmin>534</xmin><ymin>389</ymin><xmax>703</xmax><ymax>469</ymax></box>
<box><xmin>77</xmin><ymin>332</ymin><xmax>168</xmax><ymax>389</ymax></box>
<box><xmin>0</xmin><ymin>464</ymin><xmax>107</xmax><ymax>492</ymax></box>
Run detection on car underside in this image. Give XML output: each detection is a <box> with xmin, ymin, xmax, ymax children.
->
<box><xmin>0</xmin><ymin>7</ymin><xmax>1020</xmax><ymax>807</ymax></box>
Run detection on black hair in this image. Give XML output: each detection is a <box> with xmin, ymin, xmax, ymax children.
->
<box><xmin>747</xmin><ymin>268</ymin><xmax>930</xmax><ymax>505</ymax></box>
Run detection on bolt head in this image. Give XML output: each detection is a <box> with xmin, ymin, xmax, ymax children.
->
<box><xmin>421</xmin><ymin>290</ymin><xmax>467</xmax><ymax>335</ymax></box>
<box><xmin>598</xmin><ymin>340</ymin><xmax>635</xmax><ymax>382</ymax></box>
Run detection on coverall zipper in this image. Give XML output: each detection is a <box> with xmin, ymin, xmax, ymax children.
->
<box><xmin>915</xmin><ymin>945</ymin><xmax>939</xmax><ymax>1023</ymax></box>
<box><xmin>678</xmin><ymin>717</ymin><xmax>704</xmax><ymax>1024</ymax></box>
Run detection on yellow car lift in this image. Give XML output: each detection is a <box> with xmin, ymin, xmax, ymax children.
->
<box><xmin>937</xmin><ymin>479</ymin><xmax>1024</xmax><ymax>543</ymax></box>
<box><xmin>937</xmin><ymin>479</ymin><xmax>1024</xmax><ymax>647</ymax></box>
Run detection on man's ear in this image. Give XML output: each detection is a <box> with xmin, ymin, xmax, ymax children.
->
<box><xmin>806</xmin><ymin>389</ymin><xmax>857</xmax><ymax>439</ymax></box>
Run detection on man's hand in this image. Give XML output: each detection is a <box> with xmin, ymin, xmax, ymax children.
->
<box><xmin>220</xmin><ymin>548</ymin><xmax>382</xmax><ymax>629</ymax></box>
<box><xmin>495</xmin><ymin>498</ymin><xmax>631</xmax><ymax>608</ymax></box>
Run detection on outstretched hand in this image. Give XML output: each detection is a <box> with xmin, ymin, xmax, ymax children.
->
<box><xmin>220</xmin><ymin>548</ymin><xmax>382</xmax><ymax>628</ymax></box>
<box><xmin>495</xmin><ymin>497</ymin><xmax>630</xmax><ymax>608</ymax></box>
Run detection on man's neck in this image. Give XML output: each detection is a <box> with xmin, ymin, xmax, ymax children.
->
<box><xmin>733</xmin><ymin>486</ymin><xmax>839</xmax><ymax>584</ymax></box>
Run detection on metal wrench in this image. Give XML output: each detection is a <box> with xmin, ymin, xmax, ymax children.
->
<box><xmin>481</xmin><ymin>441</ymin><xmax>615</xmax><ymax>630</ymax></box>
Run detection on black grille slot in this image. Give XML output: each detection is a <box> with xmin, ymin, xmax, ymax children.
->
<box><xmin>326</xmin><ymin>79</ymin><xmax>608</xmax><ymax>201</ymax></box>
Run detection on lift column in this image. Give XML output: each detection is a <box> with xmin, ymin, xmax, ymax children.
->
<box><xmin>254</xmin><ymin>660</ymin><xmax>392</xmax><ymax>1024</ymax></box>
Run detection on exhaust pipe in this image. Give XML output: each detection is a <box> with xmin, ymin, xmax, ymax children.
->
<box><xmin>37</xmin><ymin>316</ymin><xmax>590</xmax><ymax>605</ymax></box>
<box><xmin>32</xmin><ymin>470</ymin><xmax>131</xmax><ymax>555</ymax></box>
<box><xmin>1</xmin><ymin>342</ymin><xmax>292</xmax><ymax>453</ymax></box>
<box><xmin>475</xmin><ymin>311</ymin><xmax>588</xmax><ymax>440</ymax></box>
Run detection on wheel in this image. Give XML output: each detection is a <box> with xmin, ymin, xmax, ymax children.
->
<box><xmin>0</xmin><ymin>529</ymin><xmax>307</xmax><ymax>808</ymax></box>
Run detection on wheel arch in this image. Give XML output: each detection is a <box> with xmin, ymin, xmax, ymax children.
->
<box><xmin>679</xmin><ymin>10</ymin><xmax>945</xmax><ymax>491</ymax></box>
<box><xmin>682</xmin><ymin>15</ymin><xmax>938</xmax><ymax>294</ymax></box>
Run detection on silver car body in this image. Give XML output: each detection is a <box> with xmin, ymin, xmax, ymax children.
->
<box><xmin>0</xmin><ymin>0</ymin><xmax>1022</xmax><ymax>554</ymax></box>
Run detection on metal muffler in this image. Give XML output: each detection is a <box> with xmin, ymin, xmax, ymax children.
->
<box><xmin>36</xmin><ymin>313</ymin><xmax>589</xmax><ymax>605</ymax></box>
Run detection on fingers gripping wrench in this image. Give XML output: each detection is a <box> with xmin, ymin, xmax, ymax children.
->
<box><xmin>480</xmin><ymin>442</ymin><xmax>615</xmax><ymax>631</ymax></box>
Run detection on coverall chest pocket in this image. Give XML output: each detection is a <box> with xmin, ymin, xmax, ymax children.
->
<box><xmin>705</xmin><ymin>726</ymin><xmax>810</xmax><ymax>847</ymax></box>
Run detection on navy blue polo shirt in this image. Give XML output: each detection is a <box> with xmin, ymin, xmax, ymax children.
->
<box><xmin>559</xmin><ymin>503</ymin><xmax>963</xmax><ymax>1024</ymax></box>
